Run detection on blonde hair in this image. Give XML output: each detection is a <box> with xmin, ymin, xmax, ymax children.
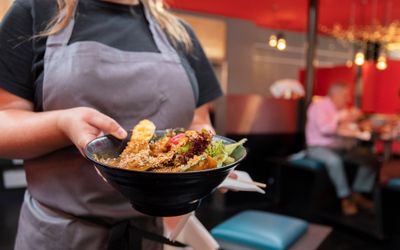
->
<box><xmin>40</xmin><ymin>0</ymin><xmax>192</xmax><ymax>51</ymax></box>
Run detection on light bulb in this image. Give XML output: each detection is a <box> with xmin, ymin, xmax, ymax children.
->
<box><xmin>277</xmin><ymin>38</ymin><xmax>286</xmax><ymax>50</ymax></box>
<box><xmin>354</xmin><ymin>51</ymin><xmax>365</xmax><ymax>66</ymax></box>
<box><xmin>376</xmin><ymin>55</ymin><xmax>387</xmax><ymax>70</ymax></box>
<box><xmin>269</xmin><ymin>35</ymin><xmax>277</xmax><ymax>47</ymax></box>
<box><xmin>346</xmin><ymin>60</ymin><xmax>353</xmax><ymax>68</ymax></box>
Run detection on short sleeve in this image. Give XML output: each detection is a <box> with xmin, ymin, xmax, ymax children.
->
<box><xmin>0</xmin><ymin>0</ymin><xmax>35</xmax><ymax>101</ymax></box>
<box><xmin>182</xmin><ymin>22</ymin><xmax>223</xmax><ymax>107</ymax></box>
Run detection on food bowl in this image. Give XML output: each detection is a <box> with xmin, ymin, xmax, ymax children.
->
<box><xmin>84</xmin><ymin>131</ymin><xmax>247</xmax><ymax>217</ymax></box>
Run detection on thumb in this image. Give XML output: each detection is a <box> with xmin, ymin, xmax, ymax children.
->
<box><xmin>228</xmin><ymin>171</ymin><xmax>238</xmax><ymax>180</ymax></box>
<box><xmin>77</xmin><ymin>133</ymin><xmax>98</xmax><ymax>157</ymax></box>
<box><xmin>87</xmin><ymin>112</ymin><xmax>127</xmax><ymax>140</ymax></box>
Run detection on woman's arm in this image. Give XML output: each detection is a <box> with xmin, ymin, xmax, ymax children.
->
<box><xmin>189</xmin><ymin>103</ymin><xmax>215</xmax><ymax>133</ymax></box>
<box><xmin>0</xmin><ymin>89</ymin><xmax>126</xmax><ymax>159</ymax></box>
<box><xmin>189</xmin><ymin>103</ymin><xmax>236</xmax><ymax>192</ymax></box>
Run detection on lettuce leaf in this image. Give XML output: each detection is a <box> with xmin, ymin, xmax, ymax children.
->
<box><xmin>224</xmin><ymin>139</ymin><xmax>247</xmax><ymax>155</ymax></box>
<box><xmin>205</xmin><ymin>140</ymin><xmax>225</xmax><ymax>157</ymax></box>
<box><xmin>205</xmin><ymin>138</ymin><xmax>246</xmax><ymax>167</ymax></box>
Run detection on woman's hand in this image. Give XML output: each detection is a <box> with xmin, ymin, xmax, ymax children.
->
<box><xmin>219</xmin><ymin>171</ymin><xmax>238</xmax><ymax>193</ymax></box>
<box><xmin>190</xmin><ymin>104</ymin><xmax>215</xmax><ymax>134</ymax></box>
<box><xmin>57</xmin><ymin>107</ymin><xmax>127</xmax><ymax>155</ymax></box>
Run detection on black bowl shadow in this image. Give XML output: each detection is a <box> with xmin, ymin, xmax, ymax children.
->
<box><xmin>84</xmin><ymin>131</ymin><xmax>247</xmax><ymax>217</ymax></box>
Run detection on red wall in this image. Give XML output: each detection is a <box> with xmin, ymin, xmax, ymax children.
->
<box><xmin>299</xmin><ymin>65</ymin><xmax>356</xmax><ymax>104</ymax></box>
<box><xmin>362</xmin><ymin>60</ymin><xmax>400</xmax><ymax>114</ymax></box>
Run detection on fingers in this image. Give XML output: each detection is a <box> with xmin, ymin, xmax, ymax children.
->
<box><xmin>190</xmin><ymin>123</ymin><xmax>216</xmax><ymax>134</ymax></box>
<box><xmin>219</xmin><ymin>187</ymin><xmax>239</xmax><ymax>193</ymax></box>
<box><xmin>87</xmin><ymin>112</ymin><xmax>127</xmax><ymax>139</ymax></box>
<box><xmin>228</xmin><ymin>171</ymin><xmax>238</xmax><ymax>179</ymax></box>
<box><xmin>219</xmin><ymin>171</ymin><xmax>239</xmax><ymax>193</ymax></box>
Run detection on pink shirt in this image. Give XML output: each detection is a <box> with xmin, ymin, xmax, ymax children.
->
<box><xmin>306</xmin><ymin>97</ymin><xmax>340</xmax><ymax>147</ymax></box>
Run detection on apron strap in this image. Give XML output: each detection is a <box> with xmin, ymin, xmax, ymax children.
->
<box><xmin>66</xmin><ymin>213</ymin><xmax>188</xmax><ymax>249</ymax></box>
<box><xmin>108</xmin><ymin>221</ymin><xmax>132</xmax><ymax>250</ymax></box>
<box><xmin>108</xmin><ymin>220</ymin><xmax>188</xmax><ymax>250</ymax></box>
<box><xmin>143</xmin><ymin>7</ymin><xmax>180</xmax><ymax>62</ymax></box>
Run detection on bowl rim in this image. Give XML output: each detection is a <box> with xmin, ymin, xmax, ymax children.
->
<box><xmin>84</xmin><ymin>132</ymin><xmax>247</xmax><ymax>175</ymax></box>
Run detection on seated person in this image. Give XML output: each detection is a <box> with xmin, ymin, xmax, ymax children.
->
<box><xmin>306</xmin><ymin>82</ymin><xmax>377</xmax><ymax>215</ymax></box>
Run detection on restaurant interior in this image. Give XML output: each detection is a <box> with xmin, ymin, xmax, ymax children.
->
<box><xmin>2</xmin><ymin>0</ymin><xmax>400</xmax><ymax>249</ymax></box>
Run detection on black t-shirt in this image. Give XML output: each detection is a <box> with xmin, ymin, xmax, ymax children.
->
<box><xmin>0</xmin><ymin>0</ymin><xmax>222</xmax><ymax>110</ymax></box>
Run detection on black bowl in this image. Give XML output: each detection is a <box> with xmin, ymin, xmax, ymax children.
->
<box><xmin>84</xmin><ymin>131</ymin><xmax>247</xmax><ymax>217</ymax></box>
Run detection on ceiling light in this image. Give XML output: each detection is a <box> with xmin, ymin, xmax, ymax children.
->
<box><xmin>354</xmin><ymin>51</ymin><xmax>365</xmax><ymax>66</ymax></box>
<box><xmin>376</xmin><ymin>55</ymin><xmax>387</xmax><ymax>70</ymax></box>
<box><xmin>269</xmin><ymin>35</ymin><xmax>277</xmax><ymax>47</ymax></box>
<box><xmin>277</xmin><ymin>38</ymin><xmax>286</xmax><ymax>51</ymax></box>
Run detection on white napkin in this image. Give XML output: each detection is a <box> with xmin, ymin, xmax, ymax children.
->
<box><xmin>219</xmin><ymin>170</ymin><xmax>266</xmax><ymax>194</ymax></box>
<box><xmin>181</xmin><ymin>216</ymin><xmax>219</xmax><ymax>250</ymax></box>
<box><xmin>164</xmin><ymin>214</ymin><xmax>219</xmax><ymax>250</ymax></box>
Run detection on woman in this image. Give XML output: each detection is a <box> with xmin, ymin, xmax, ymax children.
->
<box><xmin>0</xmin><ymin>0</ymin><xmax>222</xmax><ymax>249</ymax></box>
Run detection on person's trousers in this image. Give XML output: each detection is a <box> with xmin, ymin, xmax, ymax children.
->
<box><xmin>307</xmin><ymin>147</ymin><xmax>377</xmax><ymax>198</ymax></box>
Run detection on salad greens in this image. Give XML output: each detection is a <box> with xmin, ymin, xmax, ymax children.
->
<box><xmin>205</xmin><ymin>138</ymin><xmax>247</xmax><ymax>167</ymax></box>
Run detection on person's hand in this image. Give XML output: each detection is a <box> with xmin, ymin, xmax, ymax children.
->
<box><xmin>338</xmin><ymin>121</ymin><xmax>360</xmax><ymax>137</ymax></box>
<box><xmin>337</xmin><ymin>109</ymin><xmax>350</xmax><ymax>122</ymax></box>
<box><xmin>348</xmin><ymin>107</ymin><xmax>362</xmax><ymax>121</ymax></box>
<box><xmin>219</xmin><ymin>171</ymin><xmax>238</xmax><ymax>193</ymax></box>
<box><xmin>189</xmin><ymin>104</ymin><xmax>215</xmax><ymax>134</ymax></box>
<box><xmin>57</xmin><ymin>107</ymin><xmax>127</xmax><ymax>155</ymax></box>
<box><xmin>337</xmin><ymin>108</ymin><xmax>362</xmax><ymax>123</ymax></box>
<box><xmin>190</xmin><ymin>123</ymin><xmax>216</xmax><ymax>134</ymax></box>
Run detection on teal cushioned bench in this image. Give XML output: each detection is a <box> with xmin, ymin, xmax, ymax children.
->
<box><xmin>211</xmin><ymin>210</ymin><xmax>308</xmax><ymax>250</ymax></box>
<box><xmin>386</xmin><ymin>178</ymin><xmax>400</xmax><ymax>190</ymax></box>
<box><xmin>288</xmin><ymin>158</ymin><xmax>324</xmax><ymax>171</ymax></box>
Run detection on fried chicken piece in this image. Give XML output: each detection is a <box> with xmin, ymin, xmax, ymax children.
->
<box><xmin>120</xmin><ymin>119</ymin><xmax>155</xmax><ymax>157</ymax></box>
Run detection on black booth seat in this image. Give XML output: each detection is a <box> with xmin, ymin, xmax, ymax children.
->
<box><xmin>280</xmin><ymin>155</ymin><xmax>387</xmax><ymax>239</ymax></box>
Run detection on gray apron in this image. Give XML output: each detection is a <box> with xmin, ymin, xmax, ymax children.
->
<box><xmin>15</xmin><ymin>2</ymin><xmax>196</xmax><ymax>249</ymax></box>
